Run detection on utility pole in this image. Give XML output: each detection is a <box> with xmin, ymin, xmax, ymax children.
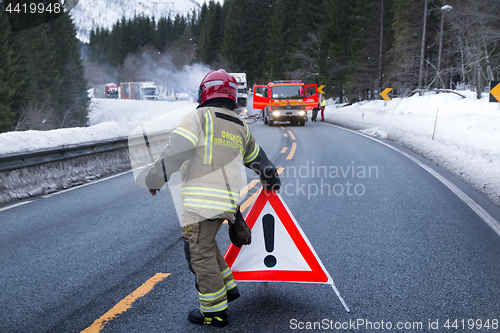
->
<box><xmin>418</xmin><ymin>0</ymin><xmax>428</xmax><ymax>95</ymax></box>
<box><xmin>437</xmin><ymin>3</ymin><xmax>453</xmax><ymax>89</ymax></box>
<box><xmin>378</xmin><ymin>0</ymin><xmax>384</xmax><ymax>98</ymax></box>
<box><xmin>437</xmin><ymin>1</ymin><xmax>445</xmax><ymax>89</ymax></box>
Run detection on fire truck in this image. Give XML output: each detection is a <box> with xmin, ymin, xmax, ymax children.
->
<box><xmin>253</xmin><ymin>80</ymin><xmax>318</xmax><ymax>126</ymax></box>
<box><xmin>104</xmin><ymin>83</ymin><xmax>119</xmax><ymax>98</ymax></box>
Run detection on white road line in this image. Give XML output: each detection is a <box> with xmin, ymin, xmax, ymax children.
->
<box><xmin>324</xmin><ymin>123</ymin><xmax>500</xmax><ymax>237</ymax></box>
<box><xmin>0</xmin><ymin>200</ymin><xmax>33</xmax><ymax>212</ymax></box>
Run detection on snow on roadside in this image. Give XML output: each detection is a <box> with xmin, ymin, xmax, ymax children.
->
<box><xmin>0</xmin><ymin>99</ymin><xmax>195</xmax><ymax>155</ymax></box>
<box><xmin>0</xmin><ymin>92</ymin><xmax>498</xmax><ymax>207</ymax></box>
<box><xmin>324</xmin><ymin>91</ymin><xmax>500</xmax><ymax>206</ymax></box>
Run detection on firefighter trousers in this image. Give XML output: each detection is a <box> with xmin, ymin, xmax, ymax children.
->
<box><xmin>182</xmin><ymin>218</ymin><xmax>239</xmax><ymax>316</ymax></box>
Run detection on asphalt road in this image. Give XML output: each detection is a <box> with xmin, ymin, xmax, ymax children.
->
<box><xmin>2</xmin><ymin>119</ymin><xmax>500</xmax><ymax>333</ymax></box>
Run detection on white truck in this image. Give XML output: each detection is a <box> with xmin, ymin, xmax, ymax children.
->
<box><xmin>120</xmin><ymin>82</ymin><xmax>157</xmax><ymax>100</ymax></box>
<box><xmin>230</xmin><ymin>73</ymin><xmax>248</xmax><ymax>110</ymax></box>
<box><xmin>140</xmin><ymin>82</ymin><xmax>157</xmax><ymax>101</ymax></box>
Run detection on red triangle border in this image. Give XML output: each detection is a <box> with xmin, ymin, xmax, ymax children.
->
<box><xmin>224</xmin><ymin>189</ymin><xmax>332</xmax><ymax>284</ymax></box>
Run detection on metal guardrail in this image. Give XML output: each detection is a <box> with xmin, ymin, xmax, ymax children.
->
<box><xmin>0</xmin><ymin>131</ymin><xmax>170</xmax><ymax>172</ymax></box>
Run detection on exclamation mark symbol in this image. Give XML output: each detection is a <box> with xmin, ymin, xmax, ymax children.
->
<box><xmin>263</xmin><ymin>214</ymin><xmax>277</xmax><ymax>268</ymax></box>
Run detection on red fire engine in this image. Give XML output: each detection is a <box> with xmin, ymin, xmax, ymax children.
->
<box><xmin>252</xmin><ymin>80</ymin><xmax>318</xmax><ymax>126</ymax></box>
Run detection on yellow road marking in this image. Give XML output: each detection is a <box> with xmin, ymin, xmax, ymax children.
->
<box><xmin>281</xmin><ymin>147</ymin><xmax>288</xmax><ymax>153</ymax></box>
<box><xmin>240</xmin><ymin>179</ymin><xmax>260</xmax><ymax>197</ymax></box>
<box><xmin>81</xmin><ymin>273</ymin><xmax>171</xmax><ymax>333</ymax></box>
<box><xmin>287</xmin><ymin>131</ymin><xmax>295</xmax><ymax>140</ymax></box>
<box><xmin>239</xmin><ymin>168</ymin><xmax>285</xmax><ymax>212</ymax></box>
<box><xmin>284</xmin><ymin>133</ymin><xmax>288</xmax><ymax>137</ymax></box>
<box><xmin>286</xmin><ymin>142</ymin><xmax>297</xmax><ymax>160</ymax></box>
<box><xmin>240</xmin><ymin>191</ymin><xmax>259</xmax><ymax>212</ymax></box>
<box><xmin>280</xmin><ymin>126</ymin><xmax>285</xmax><ymax>130</ymax></box>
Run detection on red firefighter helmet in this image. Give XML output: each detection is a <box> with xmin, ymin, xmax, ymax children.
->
<box><xmin>198</xmin><ymin>69</ymin><xmax>238</xmax><ymax>105</ymax></box>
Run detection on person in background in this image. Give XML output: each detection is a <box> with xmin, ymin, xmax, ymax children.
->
<box><xmin>320</xmin><ymin>95</ymin><xmax>326</xmax><ymax>122</ymax></box>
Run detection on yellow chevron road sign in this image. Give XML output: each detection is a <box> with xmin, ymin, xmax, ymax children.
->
<box><xmin>380</xmin><ymin>88</ymin><xmax>393</xmax><ymax>101</ymax></box>
<box><xmin>490</xmin><ymin>81</ymin><xmax>500</xmax><ymax>103</ymax></box>
<box><xmin>318</xmin><ymin>85</ymin><xmax>325</xmax><ymax>95</ymax></box>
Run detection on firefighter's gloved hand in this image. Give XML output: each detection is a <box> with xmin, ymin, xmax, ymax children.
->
<box><xmin>234</xmin><ymin>223</ymin><xmax>251</xmax><ymax>246</ymax></box>
<box><xmin>229</xmin><ymin>208</ymin><xmax>251</xmax><ymax>247</ymax></box>
<box><xmin>261</xmin><ymin>167</ymin><xmax>281</xmax><ymax>192</ymax></box>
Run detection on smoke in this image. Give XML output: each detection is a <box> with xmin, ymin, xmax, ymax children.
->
<box><xmin>121</xmin><ymin>47</ymin><xmax>213</xmax><ymax>99</ymax></box>
<box><xmin>83</xmin><ymin>59</ymin><xmax>121</xmax><ymax>87</ymax></box>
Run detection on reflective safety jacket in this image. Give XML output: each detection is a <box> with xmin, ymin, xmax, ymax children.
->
<box><xmin>321</xmin><ymin>99</ymin><xmax>326</xmax><ymax>107</ymax></box>
<box><xmin>146</xmin><ymin>106</ymin><xmax>277</xmax><ymax>225</ymax></box>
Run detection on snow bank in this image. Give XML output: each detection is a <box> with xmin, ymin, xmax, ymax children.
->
<box><xmin>325</xmin><ymin>91</ymin><xmax>500</xmax><ymax>206</ymax></box>
<box><xmin>0</xmin><ymin>99</ymin><xmax>194</xmax><ymax>155</ymax></box>
<box><xmin>0</xmin><ymin>98</ymin><xmax>197</xmax><ymax>204</ymax></box>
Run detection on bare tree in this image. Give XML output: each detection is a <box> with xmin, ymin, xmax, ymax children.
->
<box><xmin>14</xmin><ymin>98</ymin><xmax>57</xmax><ymax>131</ymax></box>
<box><xmin>448</xmin><ymin>0</ymin><xmax>500</xmax><ymax>98</ymax></box>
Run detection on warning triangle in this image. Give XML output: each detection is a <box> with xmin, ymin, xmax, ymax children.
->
<box><xmin>224</xmin><ymin>188</ymin><xmax>333</xmax><ymax>284</ymax></box>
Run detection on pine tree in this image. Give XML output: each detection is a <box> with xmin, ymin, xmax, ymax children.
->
<box><xmin>155</xmin><ymin>16</ymin><xmax>171</xmax><ymax>52</ymax></box>
<box><xmin>390</xmin><ymin>0</ymin><xmax>425</xmax><ymax>92</ymax></box>
<box><xmin>48</xmin><ymin>12</ymin><xmax>89</xmax><ymax>127</ymax></box>
<box><xmin>195</xmin><ymin>0</ymin><xmax>224</xmax><ymax>66</ymax></box>
<box><xmin>194</xmin><ymin>2</ymin><xmax>208</xmax><ymax>42</ymax></box>
<box><xmin>266</xmin><ymin>0</ymin><xmax>302</xmax><ymax>79</ymax></box>
<box><xmin>319</xmin><ymin>0</ymin><xmax>354</xmax><ymax>101</ymax></box>
<box><xmin>220</xmin><ymin>0</ymin><xmax>246</xmax><ymax>70</ymax></box>
<box><xmin>7</xmin><ymin>20</ymin><xmax>37</xmax><ymax>130</ymax></box>
<box><xmin>108</xmin><ymin>20</ymin><xmax>125</xmax><ymax>66</ymax></box>
<box><xmin>240</xmin><ymin>0</ymin><xmax>274</xmax><ymax>84</ymax></box>
<box><xmin>346</xmin><ymin>0</ymin><xmax>383</xmax><ymax>101</ymax></box>
<box><xmin>0</xmin><ymin>8</ymin><xmax>16</xmax><ymax>132</ymax></box>
<box><xmin>173</xmin><ymin>14</ymin><xmax>186</xmax><ymax>41</ymax></box>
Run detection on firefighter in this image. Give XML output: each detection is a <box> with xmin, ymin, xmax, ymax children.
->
<box><xmin>145</xmin><ymin>69</ymin><xmax>281</xmax><ymax>327</ymax></box>
<box><xmin>320</xmin><ymin>95</ymin><xmax>326</xmax><ymax>122</ymax></box>
<box><xmin>312</xmin><ymin>106</ymin><xmax>319</xmax><ymax>122</ymax></box>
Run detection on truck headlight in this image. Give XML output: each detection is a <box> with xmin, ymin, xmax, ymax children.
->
<box><xmin>243</xmin><ymin>108</ymin><xmax>248</xmax><ymax>113</ymax></box>
<box><xmin>272</xmin><ymin>111</ymin><xmax>280</xmax><ymax>117</ymax></box>
<box><xmin>299</xmin><ymin>111</ymin><xmax>306</xmax><ymax>116</ymax></box>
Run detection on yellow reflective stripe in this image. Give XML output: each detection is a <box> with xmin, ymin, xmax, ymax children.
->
<box><xmin>204</xmin><ymin>316</ymin><xmax>226</xmax><ymax>323</ymax></box>
<box><xmin>172</xmin><ymin>127</ymin><xmax>198</xmax><ymax>146</ymax></box>
<box><xmin>204</xmin><ymin>110</ymin><xmax>213</xmax><ymax>164</ymax></box>
<box><xmin>199</xmin><ymin>286</ymin><xmax>226</xmax><ymax>301</ymax></box>
<box><xmin>225</xmin><ymin>280</ymin><xmax>236</xmax><ymax>291</ymax></box>
<box><xmin>245</xmin><ymin>124</ymin><xmax>251</xmax><ymax>144</ymax></box>
<box><xmin>244</xmin><ymin>144</ymin><xmax>260</xmax><ymax>163</ymax></box>
<box><xmin>221</xmin><ymin>267</ymin><xmax>231</xmax><ymax>279</ymax></box>
<box><xmin>184</xmin><ymin>199</ymin><xmax>238</xmax><ymax>211</ymax></box>
<box><xmin>201</xmin><ymin>300</ymin><xmax>228</xmax><ymax>313</ymax></box>
<box><xmin>182</xmin><ymin>189</ymin><xmax>239</xmax><ymax>201</ymax></box>
<box><xmin>181</xmin><ymin>187</ymin><xmax>239</xmax><ymax>199</ymax></box>
<box><xmin>182</xmin><ymin>191</ymin><xmax>239</xmax><ymax>201</ymax></box>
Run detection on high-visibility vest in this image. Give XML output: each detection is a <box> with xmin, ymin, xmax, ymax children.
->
<box><xmin>148</xmin><ymin>106</ymin><xmax>260</xmax><ymax>224</ymax></box>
